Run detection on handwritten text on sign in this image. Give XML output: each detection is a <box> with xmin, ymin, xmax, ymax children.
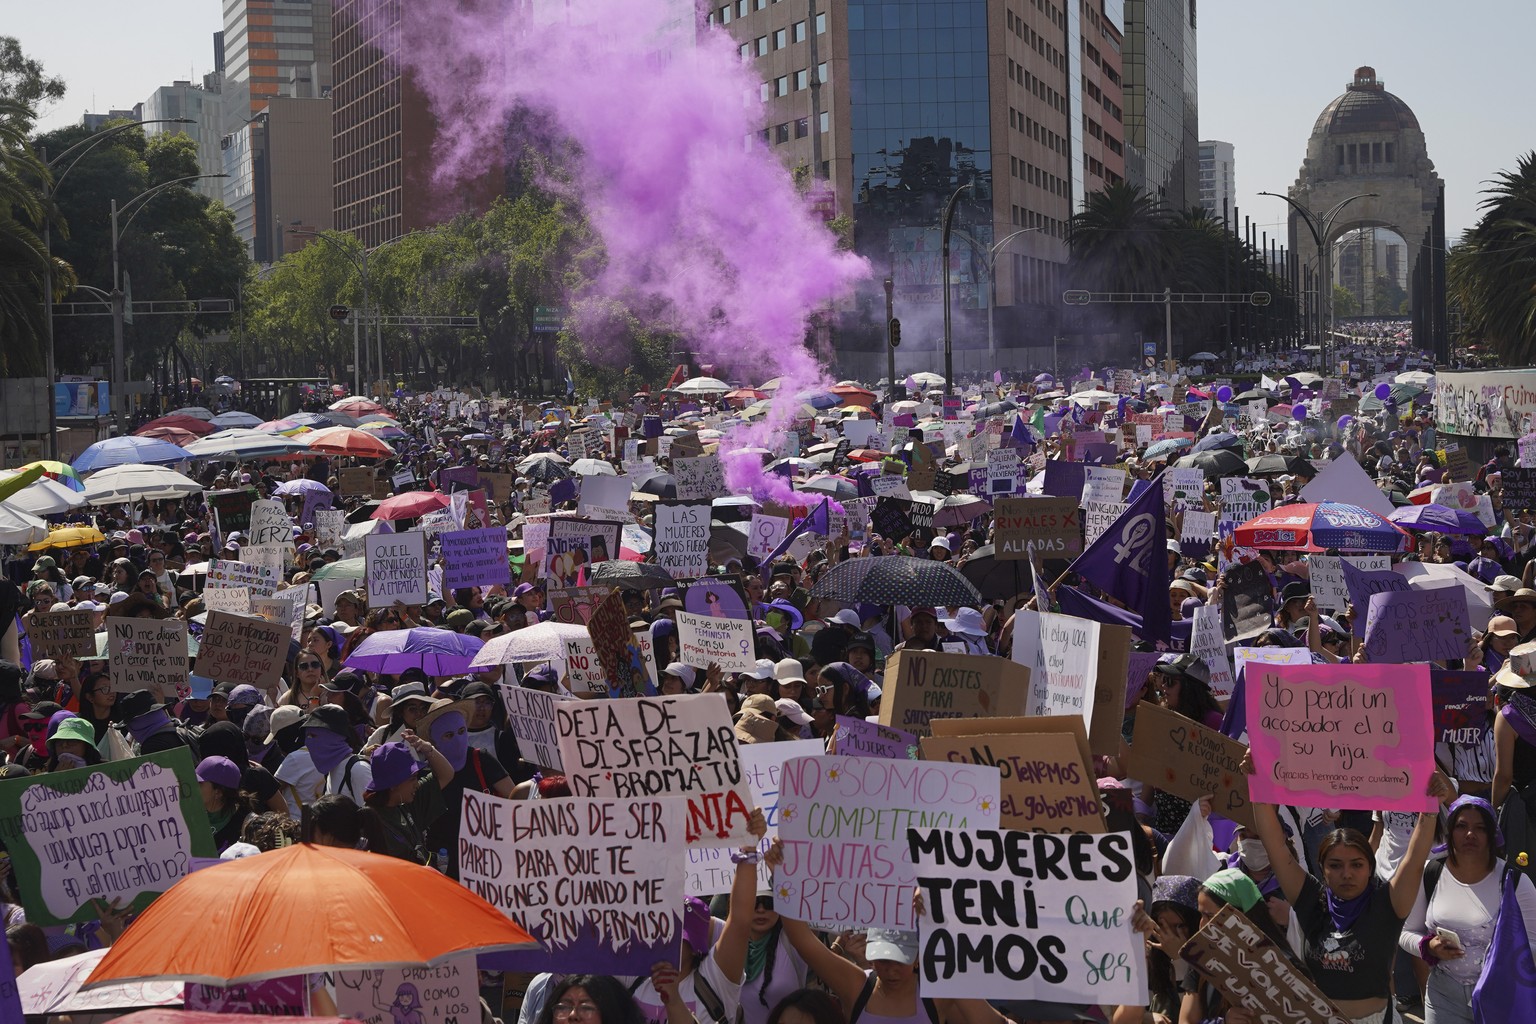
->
<box><xmin>1180</xmin><ymin>905</ymin><xmax>1349</xmax><ymax>1024</ymax></box>
<box><xmin>106</xmin><ymin>617</ymin><xmax>188</xmax><ymax>695</ymax></box>
<box><xmin>441</xmin><ymin>526</ymin><xmax>512</xmax><ymax>589</ymax></box>
<box><xmin>921</xmin><ymin>732</ymin><xmax>1101</xmax><ymax>834</ymax></box>
<box><xmin>366</xmin><ymin>531</ymin><xmax>428</xmax><ymax>605</ymax></box>
<box><xmin>1246</xmin><ymin>663</ymin><xmax>1435</xmax><ymax>813</ymax></box>
<box><xmin>499</xmin><ymin>684</ymin><xmax>570</xmax><ymax>772</ymax></box>
<box><xmin>1363</xmin><ymin>586</ymin><xmax>1471</xmax><ymax>664</ymax></box>
<box><xmin>773</xmin><ymin>755</ymin><xmax>1001</xmax><ymax>931</ymax></box>
<box><xmin>555</xmin><ymin>693</ymin><xmax>753</xmax><ymax>847</ymax></box>
<box><xmin>458</xmin><ymin>790</ymin><xmax>683</xmax><ymax>975</ymax></box>
<box><xmin>686</xmin><ymin>738</ymin><xmax>823</xmax><ymax>896</ymax></box>
<box><xmin>197</xmin><ymin>610</ymin><xmax>290</xmax><ymax>690</ymax></box>
<box><xmin>335</xmin><ymin>955</ymin><xmax>476</xmax><ymax>1024</ymax></box>
<box><xmin>909</xmin><ymin>828</ymin><xmax>1146</xmax><ymax>1004</ymax></box>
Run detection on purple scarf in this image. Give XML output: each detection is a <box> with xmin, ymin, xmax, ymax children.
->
<box><xmin>1326</xmin><ymin>880</ymin><xmax>1376</xmax><ymax>932</ymax></box>
<box><xmin>1502</xmin><ymin>693</ymin><xmax>1536</xmax><ymax>748</ymax></box>
<box><xmin>305</xmin><ymin>729</ymin><xmax>354</xmax><ymax>775</ymax></box>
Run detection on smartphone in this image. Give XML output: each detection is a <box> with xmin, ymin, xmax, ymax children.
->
<box><xmin>1435</xmin><ymin>927</ymin><xmax>1462</xmax><ymax>950</ymax></box>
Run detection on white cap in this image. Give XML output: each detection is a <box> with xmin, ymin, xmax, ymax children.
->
<box><xmin>829</xmin><ymin>608</ymin><xmax>862</xmax><ymax>628</ymax></box>
<box><xmin>108</xmin><ymin>592</ymin><xmax>128</xmax><ymax>605</ymax></box>
<box><xmin>929</xmin><ymin>535</ymin><xmax>951</xmax><ymax>551</ymax></box>
<box><xmin>773</xmin><ymin>657</ymin><xmax>806</xmax><ymax>684</ymax></box>
<box><xmin>662</xmin><ymin>663</ymin><xmax>697</xmax><ymax>688</ymax></box>
<box><xmin>775</xmin><ymin>698</ymin><xmax>813</xmax><ymax>726</ymax></box>
<box><xmin>742</xmin><ymin>658</ymin><xmax>776</xmax><ymax>680</ymax></box>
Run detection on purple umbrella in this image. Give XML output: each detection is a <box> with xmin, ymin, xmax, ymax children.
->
<box><xmin>1387</xmin><ymin>503</ymin><xmax>1487</xmax><ymax>536</ymax></box>
<box><xmin>343</xmin><ymin>626</ymin><xmax>485</xmax><ymax>676</ymax></box>
<box><xmin>273</xmin><ymin>478</ymin><xmax>332</xmax><ymax>497</ymax></box>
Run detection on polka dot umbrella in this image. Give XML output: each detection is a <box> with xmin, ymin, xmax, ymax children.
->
<box><xmin>809</xmin><ymin>554</ymin><xmax>982</xmax><ymax>608</ymax></box>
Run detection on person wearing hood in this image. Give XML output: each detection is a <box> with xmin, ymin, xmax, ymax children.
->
<box><xmin>417</xmin><ymin>698</ymin><xmax>516</xmax><ymax>877</ymax></box>
<box><xmin>198</xmin><ymin>720</ymin><xmax>287</xmax><ymax>814</ymax></box>
<box><xmin>0</xmin><ymin>661</ymin><xmax>29</xmax><ymax>759</ymax></box>
<box><xmin>118</xmin><ymin>690</ymin><xmax>191</xmax><ymax>756</ymax></box>
<box><xmin>304</xmin><ymin>704</ymin><xmax>371</xmax><ymax>806</ymax></box>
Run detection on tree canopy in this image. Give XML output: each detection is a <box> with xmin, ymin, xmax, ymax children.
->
<box><xmin>1449</xmin><ymin>152</ymin><xmax>1536</xmax><ymax>362</ymax></box>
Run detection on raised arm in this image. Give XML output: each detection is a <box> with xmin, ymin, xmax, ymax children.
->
<box><xmin>1389</xmin><ymin>772</ymin><xmax>1455</xmax><ymax>919</ymax></box>
<box><xmin>710</xmin><ymin>808</ymin><xmax>768</xmax><ymax>983</ymax></box>
<box><xmin>763</xmin><ymin>839</ymin><xmax>867</xmax><ymax>1004</ymax></box>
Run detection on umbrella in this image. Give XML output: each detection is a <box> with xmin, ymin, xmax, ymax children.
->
<box><xmin>135</xmin><ymin>415</ymin><xmax>217</xmax><ymax>437</ymax></box>
<box><xmin>344</xmin><ymin>626</ymin><xmax>486</xmax><ymax>676</ymax></box>
<box><xmin>470</xmin><ymin>621</ymin><xmax>592</xmax><ymax>667</ymax></box>
<box><xmin>136</xmin><ymin>426</ymin><xmax>202</xmax><ymax>446</ymax></box>
<box><xmin>0</xmin><ymin>472</ymin><xmax>88</xmax><ymax>515</ymax></box>
<box><xmin>1245</xmin><ymin>453</ymin><xmax>1316</xmax><ymax>477</ymax></box>
<box><xmin>209</xmin><ymin>411</ymin><xmax>265</xmax><ymax>429</ymax></box>
<box><xmin>357</xmin><ymin>421</ymin><xmax>409</xmax><ymax>440</ymax></box>
<box><xmin>673</xmin><ymin>376</ymin><xmax>730</xmax><ymax>396</ymax></box>
<box><xmin>1191</xmin><ymin>431</ymin><xmax>1243</xmax><ymax>454</ymax></box>
<box><xmin>73</xmin><ymin>436</ymin><xmax>191</xmax><ymax>473</ymax></box>
<box><xmin>83</xmin><ymin>465</ymin><xmax>203</xmax><ymax>504</ymax></box>
<box><xmin>83</xmin><ymin>843</ymin><xmax>534</xmax><ymax>988</ymax></box>
<box><xmin>1284</xmin><ymin>372</ymin><xmax>1323</xmax><ymax>388</ymax></box>
<box><xmin>1067</xmin><ymin>389</ymin><xmax>1117</xmax><ymax>405</ymax></box>
<box><xmin>184</xmin><ymin>429</ymin><xmax>312</xmax><ymax>460</ymax></box>
<box><xmin>310</xmin><ymin>556</ymin><xmax>365</xmax><ymax>580</ymax></box>
<box><xmin>21</xmin><ymin>949</ymin><xmax>183</xmax><ymax>1015</ymax></box>
<box><xmin>589</xmin><ymin>560</ymin><xmax>674</xmax><ymax>590</ymax></box>
<box><xmin>958</xmin><ymin>544</ymin><xmax>1032</xmax><ymax>602</ymax></box>
<box><xmin>517</xmin><ymin>451</ymin><xmax>569</xmax><ymax>471</ymax></box>
<box><xmin>19</xmin><ymin>460</ymin><xmax>84</xmax><ymax>490</ymax></box>
<box><xmin>1231</xmin><ymin>388</ymin><xmax>1271</xmax><ymax>402</ymax></box>
<box><xmin>1395</xmin><ymin>370</ymin><xmax>1436</xmax><ymax>387</ymax></box>
<box><xmin>811</xmin><ymin>555</ymin><xmax>983</xmax><ymax>607</ymax></box>
<box><xmin>1174</xmin><ymin>449</ymin><xmax>1247</xmax><ymax>480</ymax></box>
<box><xmin>329</xmin><ymin>396</ymin><xmax>386</xmax><ymax>416</ymax></box>
<box><xmin>166</xmin><ymin>406</ymin><xmax>217</xmax><ymax>421</ymax></box>
<box><xmin>1188</xmin><ymin>351</ymin><xmax>1219</xmax><ymax>362</ymax></box>
<box><xmin>933</xmin><ymin>493</ymin><xmax>992</xmax><ymax>528</ymax></box>
<box><xmin>371</xmin><ymin>491</ymin><xmax>450</xmax><ymax>521</ymax></box>
<box><xmin>766</xmin><ymin>457</ymin><xmax>820</xmax><ymax>474</ymax></box>
<box><xmin>1142</xmin><ymin>437</ymin><xmax>1193</xmax><ymax>462</ymax></box>
<box><xmin>908</xmin><ymin>372</ymin><xmax>945</xmax><ymax>388</ymax></box>
<box><xmin>725</xmin><ymin>388</ymin><xmax>767</xmax><ymax>405</ymax></box>
<box><xmin>800</xmin><ymin>474</ymin><xmax>857</xmax><ymax>500</ymax></box>
<box><xmin>973</xmin><ymin>399</ymin><xmax>1018</xmax><ymax>419</ymax></box>
<box><xmin>1232</xmin><ymin>502</ymin><xmax>1411</xmax><ymax>553</ymax></box>
<box><xmin>795</xmin><ymin>389</ymin><xmax>842</xmax><ymax>410</ymax></box>
<box><xmin>634</xmin><ymin>471</ymin><xmax>677</xmax><ymax>499</ymax></box>
<box><xmin>570</xmin><ymin>458</ymin><xmax>617</xmax><ymax>476</ymax></box>
<box><xmin>831</xmin><ymin>383</ymin><xmax>877</xmax><ymax>407</ymax></box>
<box><xmin>305</xmin><ymin>427</ymin><xmax>395</xmax><ymax>459</ymax></box>
<box><xmin>0</xmin><ymin>503</ymin><xmax>48</xmax><ymax>544</ymax></box>
<box><xmin>1388</xmin><ymin>503</ymin><xmax>1487</xmax><ymax>535</ymax></box>
<box><xmin>274</xmin><ymin>478</ymin><xmax>332</xmax><ymax>498</ymax></box>
<box><xmin>28</xmin><ymin>525</ymin><xmax>106</xmax><ymax>550</ymax></box>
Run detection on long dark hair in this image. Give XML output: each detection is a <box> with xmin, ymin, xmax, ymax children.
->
<box><xmin>1318</xmin><ymin>828</ymin><xmax>1377</xmax><ymax>880</ymax></box>
<box><xmin>534</xmin><ymin>976</ymin><xmax>645</xmax><ymax>1024</ymax></box>
<box><xmin>1171</xmin><ymin>672</ymin><xmax>1222</xmax><ymax>725</ymax></box>
<box><xmin>765</xmin><ymin>989</ymin><xmax>842</xmax><ymax>1024</ymax></box>
<box><xmin>1147</xmin><ymin>903</ymin><xmax>1199</xmax><ymax>1010</ymax></box>
<box><xmin>752</xmin><ymin>912</ymin><xmax>784</xmax><ymax>1007</ymax></box>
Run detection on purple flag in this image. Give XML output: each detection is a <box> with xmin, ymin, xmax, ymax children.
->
<box><xmin>760</xmin><ymin>498</ymin><xmax>830</xmax><ymax>566</ymax></box>
<box><xmin>1471</xmin><ymin>873</ymin><xmax>1536</xmax><ymax>1022</ymax></box>
<box><xmin>993</xmin><ymin>370</ymin><xmax>1004</xmax><ymax>385</ymax></box>
<box><xmin>1067</xmin><ymin>470</ymin><xmax>1172</xmax><ymax>642</ymax></box>
<box><xmin>1056</xmin><ymin>585</ymin><xmax>1189</xmax><ymax>652</ymax></box>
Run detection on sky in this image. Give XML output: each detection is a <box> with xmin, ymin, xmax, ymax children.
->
<box><xmin>11</xmin><ymin>0</ymin><xmax>1531</xmax><ymax>242</ymax></box>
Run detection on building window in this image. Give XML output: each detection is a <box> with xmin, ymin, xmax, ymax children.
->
<box><xmin>754</xmin><ymin>0</ymin><xmax>766</xmax><ymax>8</ymax></box>
<box><xmin>1385</xmin><ymin>142</ymin><xmax>1395</xmax><ymax>163</ymax></box>
<box><xmin>739</xmin><ymin>42</ymin><xmax>750</xmax><ymax>59</ymax></box>
<box><xmin>795</xmin><ymin>117</ymin><xmax>809</xmax><ymax>138</ymax></box>
<box><xmin>775</xmin><ymin>75</ymin><xmax>789</xmax><ymax>97</ymax></box>
<box><xmin>816</xmin><ymin>11</ymin><xmax>826</xmax><ymax>32</ymax></box>
<box><xmin>721</xmin><ymin>5</ymin><xmax>731</xmax><ymax>23</ymax></box>
<box><xmin>793</xmin><ymin>20</ymin><xmax>806</xmax><ymax>42</ymax></box>
<box><xmin>761</xmin><ymin>83</ymin><xmax>772</xmax><ymax>102</ymax></box>
<box><xmin>817</xmin><ymin>61</ymin><xmax>827</xmax><ymax>83</ymax></box>
<box><xmin>755</xmin><ymin>35</ymin><xmax>768</xmax><ymax>55</ymax></box>
<box><xmin>795</xmin><ymin>68</ymin><xmax>808</xmax><ymax>90</ymax></box>
<box><xmin>819</xmin><ymin>111</ymin><xmax>829</xmax><ymax>132</ymax></box>
<box><xmin>737</xmin><ymin>0</ymin><xmax>748</xmax><ymax>16</ymax></box>
<box><xmin>775</xmin><ymin>122</ymin><xmax>790</xmax><ymax>143</ymax></box>
<box><xmin>774</xmin><ymin>28</ymin><xmax>786</xmax><ymax>48</ymax></box>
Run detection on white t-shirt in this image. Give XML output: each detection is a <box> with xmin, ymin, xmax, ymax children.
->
<box><xmin>325</xmin><ymin>756</ymin><xmax>373</xmax><ymax>806</ymax></box>
<box><xmin>1372</xmin><ymin>810</ymin><xmax>1420</xmax><ymax>881</ymax></box>
<box><xmin>274</xmin><ymin>749</ymin><xmax>324</xmax><ymax>817</ymax></box>
<box><xmin>630</xmin><ymin>949</ymin><xmax>742</xmax><ymax>1024</ymax></box>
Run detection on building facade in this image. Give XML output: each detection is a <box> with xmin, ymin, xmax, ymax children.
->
<box><xmin>1198</xmin><ymin>138</ymin><xmax>1233</xmax><ymax>217</ymax></box>
<box><xmin>1121</xmin><ymin>0</ymin><xmax>1197</xmax><ymax>210</ymax></box>
<box><xmin>143</xmin><ymin>77</ymin><xmax>227</xmax><ymax>202</ymax></box>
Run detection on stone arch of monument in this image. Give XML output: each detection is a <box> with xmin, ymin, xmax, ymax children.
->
<box><xmin>1288</xmin><ymin>66</ymin><xmax>1447</xmax><ymax>356</ymax></box>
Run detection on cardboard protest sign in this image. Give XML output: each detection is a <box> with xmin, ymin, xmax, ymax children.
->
<box><xmin>1340</xmin><ymin>557</ymin><xmax>1411</xmax><ymax>635</ymax></box>
<box><xmin>1181</xmin><ymin>905</ymin><xmax>1350</xmax><ymax>1024</ymax></box>
<box><xmin>773</xmin><ymin>755</ymin><xmax>1001</xmax><ymax>930</ymax></box>
<box><xmin>835</xmin><ymin>717</ymin><xmax>918</xmax><ymax>760</ymax></box>
<box><xmin>559</xmin><ymin>635</ymin><xmax>606</xmax><ymax>695</ymax></box>
<box><xmin>1164</xmin><ymin>467</ymin><xmax>1206</xmax><ymax>511</ymax></box>
<box><xmin>1433</xmin><ymin>669</ymin><xmax>1490</xmax><ymax>747</ymax></box>
<box><xmin>878</xmin><ymin>649</ymin><xmax>1030</xmax><ymax>738</ymax></box>
<box><xmin>653</xmin><ymin>502</ymin><xmax>711</xmax><ymax>578</ymax></box>
<box><xmin>1246</xmin><ymin>663</ymin><xmax>1435</xmax><ymax>812</ymax></box>
<box><xmin>249</xmin><ymin>588</ymin><xmax>307</xmax><ymax>643</ymax></box>
<box><xmin>206</xmin><ymin>558</ymin><xmax>278</xmax><ymax>598</ymax></box>
<box><xmin>499</xmin><ymin>684</ymin><xmax>573</xmax><ymax>771</ymax></box>
<box><xmin>987</xmin><ymin>449</ymin><xmax>1022</xmax><ymax>496</ymax></box>
<box><xmin>675</xmin><ymin>609</ymin><xmax>756</xmax><ymax>674</ymax></box>
<box><xmin>1220</xmin><ymin>560</ymin><xmax>1273</xmax><ymax>641</ymax></box>
<box><xmin>545</xmin><ymin>519</ymin><xmax>621</xmax><ymax>588</ymax></box>
<box><xmin>908</xmin><ymin>442</ymin><xmax>938</xmax><ymax>492</ymax></box>
<box><xmin>584</xmin><ymin>588</ymin><xmax>653</xmax><ymax>699</ymax></box>
<box><xmin>441</xmin><ymin>526</ymin><xmax>511</xmax><ymax>589</ymax></box>
<box><xmin>481</xmin><ymin>471</ymin><xmax>515</xmax><ymax>503</ymax></box>
<box><xmin>1364</xmin><ymin>586</ymin><xmax>1471</xmax><ymax>663</ymax></box>
<box><xmin>546</xmin><ymin>585</ymin><xmax>611</xmax><ymax>626</ymax></box>
<box><xmin>909</xmin><ymin>828</ymin><xmax>1146</xmax><ymax>1004</ymax></box>
<box><xmin>992</xmin><ymin>497</ymin><xmax>1082</xmax><ymax>559</ymax></box>
<box><xmin>1219</xmin><ymin>477</ymin><xmax>1271</xmax><ymax>524</ymax></box>
<box><xmin>922</xmin><ymin>731</ymin><xmax>1101</xmax><ymax>833</ymax></box>
<box><xmin>1011</xmin><ymin>611</ymin><xmax>1098</xmax><ymax>724</ymax></box>
<box><xmin>335</xmin><ymin>956</ymin><xmax>476</xmax><ymax>1024</ymax></box>
<box><xmin>185</xmin><ymin>977</ymin><xmax>309</xmax><ymax>1016</ymax></box>
<box><xmin>459</xmin><ymin>790</ymin><xmax>684</xmax><ymax>973</ymax></box>
<box><xmin>106</xmin><ymin>617</ymin><xmax>188</xmax><ymax>695</ymax></box>
<box><xmin>314</xmin><ymin>508</ymin><xmax>348</xmax><ymax>550</ymax></box>
<box><xmin>26</xmin><ymin>609</ymin><xmax>95</xmax><ymax>659</ymax></box>
<box><xmin>673</xmin><ymin>455</ymin><xmax>727</xmax><ymax>501</ymax></box>
<box><xmin>556</xmin><ymin>693</ymin><xmax>754</xmax><ymax>846</ymax></box>
<box><xmin>365</xmin><ymin>531</ymin><xmax>428</xmax><ymax>606</ymax></box>
<box><xmin>686</xmin><ymin>738</ymin><xmax>822</xmax><ymax>896</ymax></box>
<box><xmin>1126</xmin><ymin>702</ymin><xmax>1253</xmax><ymax>828</ymax></box>
<box><xmin>247</xmin><ymin>499</ymin><xmax>293</xmax><ymax>549</ymax></box>
<box><xmin>337</xmin><ymin>467</ymin><xmax>376</xmax><ymax>496</ymax></box>
<box><xmin>577</xmin><ymin>473</ymin><xmax>631</xmax><ymax>516</ymax></box>
<box><xmin>1040</xmin><ymin>460</ymin><xmax>1086</xmax><ymax>501</ymax></box>
<box><xmin>1089</xmin><ymin>624</ymin><xmax>1133</xmax><ymax>756</ymax></box>
<box><xmin>198</xmin><ymin>610</ymin><xmax>291</xmax><ymax>690</ymax></box>
<box><xmin>0</xmin><ymin>749</ymin><xmax>214</xmax><ymax>925</ymax></box>
<box><xmin>1310</xmin><ymin>554</ymin><xmax>1390</xmax><ymax>614</ymax></box>
<box><xmin>1190</xmin><ymin>605</ymin><xmax>1236</xmax><ymax>703</ymax></box>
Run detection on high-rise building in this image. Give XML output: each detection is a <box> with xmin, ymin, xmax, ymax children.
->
<box><xmin>81</xmin><ymin>109</ymin><xmax>139</xmax><ymax>131</ymax></box>
<box><xmin>143</xmin><ymin>77</ymin><xmax>226</xmax><ymax>201</ymax></box>
<box><xmin>710</xmin><ymin>0</ymin><xmax>1126</xmax><ymax>375</ymax></box>
<box><xmin>1198</xmin><ymin>139</ymin><xmax>1233</xmax><ymax>217</ymax></box>
<box><xmin>1122</xmin><ymin>0</ymin><xmax>1197</xmax><ymax>210</ymax></box>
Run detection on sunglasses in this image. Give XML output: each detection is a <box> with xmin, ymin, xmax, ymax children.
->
<box><xmin>298</xmin><ymin>661</ymin><xmax>323</xmax><ymax>670</ymax></box>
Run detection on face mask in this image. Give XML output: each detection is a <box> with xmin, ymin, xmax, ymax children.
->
<box><xmin>305</xmin><ymin>729</ymin><xmax>353</xmax><ymax>774</ymax></box>
<box><xmin>1238</xmin><ymin>838</ymin><xmax>1270</xmax><ymax>871</ymax></box>
<box><xmin>431</xmin><ymin>712</ymin><xmax>470</xmax><ymax>772</ymax></box>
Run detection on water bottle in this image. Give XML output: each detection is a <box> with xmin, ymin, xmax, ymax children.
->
<box><xmin>437</xmin><ymin>848</ymin><xmax>451</xmax><ymax>874</ymax></box>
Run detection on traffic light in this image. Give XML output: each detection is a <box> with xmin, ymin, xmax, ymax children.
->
<box><xmin>328</xmin><ymin>305</ymin><xmax>350</xmax><ymax>322</ymax></box>
<box><xmin>888</xmin><ymin>317</ymin><xmax>901</xmax><ymax>347</ymax></box>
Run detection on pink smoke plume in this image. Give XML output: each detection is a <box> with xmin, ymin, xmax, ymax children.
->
<box><xmin>388</xmin><ymin>0</ymin><xmax>867</xmax><ymax>414</ymax></box>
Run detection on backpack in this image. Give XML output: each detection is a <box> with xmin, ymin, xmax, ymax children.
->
<box><xmin>338</xmin><ymin>754</ymin><xmax>368</xmax><ymax>800</ymax></box>
<box><xmin>849</xmin><ymin>974</ymin><xmax>940</xmax><ymax>1024</ymax></box>
<box><xmin>628</xmin><ymin>966</ymin><xmax>729</xmax><ymax>1024</ymax></box>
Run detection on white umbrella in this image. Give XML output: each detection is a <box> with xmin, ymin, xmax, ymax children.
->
<box><xmin>470</xmin><ymin>621</ymin><xmax>592</xmax><ymax>667</ymax></box>
<box><xmin>0</xmin><ymin>503</ymin><xmax>50</xmax><ymax>545</ymax></box>
<box><xmin>165</xmin><ymin>406</ymin><xmax>216</xmax><ymax>421</ymax></box>
<box><xmin>1068</xmin><ymin>388</ymin><xmax>1117</xmax><ymax>404</ymax></box>
<box><xmin>0</xmin><ymin>471</ymin><xmax>88</xmax><ymax>515</ymax></box>
<box><xmin>83</xmin><ymin>465</ymin><xmax>203</xmax><ymax>504</ymax></box>
<box><xmin>184</xmin><ymin>429</ymin><xmax>311</xmax><ymax>460</ymax></box>
<box><xmin>1395</xmin><ymin>370</ymin><xmax>1436</xmax><ymax>387</ymax></box>
<box><xmin>908</xmin><ymin>371</ymin><xmax>945</xmax><ymax>387</ymax></box>
<box><xmin>517</xmin><ymin>451</ymin><xmax>569</xmax><ymax>470</ymax></box>
<box><xmin>570</xmin><ymin>458</ymin><xmax>617</xmax><ymax>476</ymax></box>
<box><xmin>1188</xmin><ymin>351</ymin><xmax>1219</xmax><ymax>362</ymax></box>
<box><xmin>20</xmin><ymin>949</ymin><xmax>182</xmax><ymax>1015</ymax></box>
<box><xmin>674</xmin><ymin>376</ymin><xmax>730</xmax><ymax>395</ymax></box>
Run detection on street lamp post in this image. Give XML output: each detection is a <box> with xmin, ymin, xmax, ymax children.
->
<box><xmin>940</xmin><ymin>182</ymin><xmax>972</xmax><ymax>397</ymax></box>
<box><xmin>1259</xmin><ymin>190</ymin><xmax>1377</xmax><ymax>372</ymax></box>
<box><xmin>37</xmin><ymin>118</ymin><xmax>193</xmax><ymax>457</ymax></box>
<box><xmin>974</xmin><ymin>227</ymin><xmax>1043</xmax><ymax>362</ymax></box>
<box><xmin>883</xmin><ymin>276</ymin><xmax>896</xmax><ymax>401</ymax></box>
<box><xmin>109</xmin><ymin>172</ymin><xmax>227</xmax><ymax>435</ymax></box>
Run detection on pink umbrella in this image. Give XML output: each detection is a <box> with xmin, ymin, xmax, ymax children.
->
<box><xmin>370</xmin><ymin>490</ymin><xmax>451</xmax><ymax>521</ymax></box>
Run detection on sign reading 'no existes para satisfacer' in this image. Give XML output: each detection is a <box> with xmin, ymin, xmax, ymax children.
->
<box><xmin>878</xmin><ymin>648</ymin><xmax>1030</xmax><ymax>739</ymax></box>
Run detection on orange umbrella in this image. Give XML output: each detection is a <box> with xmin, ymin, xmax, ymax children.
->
<box><xmin>831</xmin><ymin>383</ymin><xmax>876</xmax><ymax>408</ymax></box>
<box><xmin>304</xmin><ymin>426</ymin><xmax>395</xmax><ymax>459</ymax></box>
<box><xmin>85</xmin><ymin>844</ymin><xmax>535</xmax><ymax>987</ymax></box>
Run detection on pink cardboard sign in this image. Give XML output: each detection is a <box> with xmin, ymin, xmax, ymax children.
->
<box><xmin>1246</xmin><ymin>663</ymin><xmax>1435</xmax><ymax>813</ymax></box>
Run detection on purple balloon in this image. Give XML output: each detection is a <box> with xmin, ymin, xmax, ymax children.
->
<box><xmin>1216</xmin><ymin>385</ymin><xmax>1233</xmax><ymax>403</ymax></box>
<box><xmin>1293</xmin><ymin>405</ymin><xmax>1308</xmax><ymax>422</ymax></box>
<box><xmin>1374</xmin><ymin>382</ymin><xmax>1392</xmax><ymax>400</ymax></box>
<box><xmin>1337</xmin><ymin>414</ymin><xmax>1354</xmax><ymax>432</ymax></box>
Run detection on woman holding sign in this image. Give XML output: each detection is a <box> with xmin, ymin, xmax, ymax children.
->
<box><xmin>1246</xmin><ymin>758</ymin><xmax>1455</xmax><ymax>1024</ymax></box>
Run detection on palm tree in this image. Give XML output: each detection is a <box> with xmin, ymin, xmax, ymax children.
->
<box><xmin>1450</xmin><ymin>153</ymin><xmax>1536</xmax><ymax>363</ymax></box>
<box><xmin>0</xmin><ymin>97</ymin><xmax>68</xmax><ymax>375</ymax></box>
<box><xmin>1067</xmin><ymin>182</ymin><xmax>1177</xmax><ymax>294</ymax></box>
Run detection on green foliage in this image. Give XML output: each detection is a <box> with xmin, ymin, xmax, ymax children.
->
<box><xmin>0</xmin><ymin>37</ymin><xmax>65</xmax><ymax>109</ymax></box>
<box><xmin>1449</xmin><ymin>153</ymin><xmax>1536</xmax><ymax>362</ymax></box>
<box><xmin>0</xmin><ymin>95</ymin><xmax>65</xmax><ymax>376</ymax></box>
<box><xmin>1332</xmin><ymin>284</ymin><xmax>1359</xmax><ymax>318</ymax></box>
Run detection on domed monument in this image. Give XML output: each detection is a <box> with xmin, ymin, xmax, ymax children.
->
<box><xmin>1285</xmin><ymin>67</ymin><xmax>1447</xmax><ymax>358</ymax></box>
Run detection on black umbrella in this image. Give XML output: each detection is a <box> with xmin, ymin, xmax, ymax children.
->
<box><xmin>634</xmin><ymin>471</ymin><xmax>677</xmax><ymax>499</ymax></box>
<box><xmin>810</xmin><ymin>555</ymin><xmax>982</xmax><ymax>607</ymax></box>
<box><xmin>590</xmin><ymin>560</ymin><xmax>674</xmax><ymax>590</ymax></box>
<box><xmin>1191</xmin><ymin>431</ymin><xmax>1243</xmax><ymax>454</ymax></box>
<box><xmin>1175</xmin><ymin>449</ymin><xmax>1248</xmax><ymax>480</ymax></box>
<box><xmin>958</xmin><ymin>544</ymin><xmax>1032</xmax><ymax>602</ymax></box>
<box><xmin>1246</xmin><ymin>453</ymin><xmax>1316</xmax><ymax>477</ymax></box>
<box><xmin>1232</xmin><ymin>388</ymin><xmax>1270</xmax><ymax>403</ymax></box>
<box><xmin>974</xmin><ymin>399</ymin><xmax>1018</xmax><ymax>419</ymax></box>
<box><xmin>519</xmin><ymin>458</ymin><xmax>570</xmax><ymax>483</ymax></box>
